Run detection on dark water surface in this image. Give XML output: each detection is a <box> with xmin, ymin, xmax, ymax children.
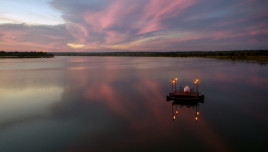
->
<box><xmin>0</xmin><ymin>57</ymin><xmax>267</xmax><ymax>152</ymax></box>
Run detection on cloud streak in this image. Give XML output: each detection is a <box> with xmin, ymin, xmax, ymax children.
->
<box><xmin>0</xmin><ymin>0</ymin><xmax>268</xmax><ymax>51</ymax></box>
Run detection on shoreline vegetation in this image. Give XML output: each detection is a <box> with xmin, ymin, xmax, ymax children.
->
<box><xmin>1</xmin><ymin>50</ymin><xmax>267</xmax><ymax>64</ymax></box>
<box><xmin>52</xmin><ymin>50</ymin><xmax>268</xmax><ymax>64</ymax></box>
<box><xmin>0</xmin><ymin>51</ymin><xmax>54</xmax><ymax>58</ymax></box>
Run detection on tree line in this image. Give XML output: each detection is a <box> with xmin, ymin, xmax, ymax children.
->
<box><xmin>0</xmin><ymin>51</ymin><xmax>54</xmax><ymax>58</ymax></box>
<box><xmin>53</xmin><ymin>50</ymin><xmax>268</xmax><ymax>57</ymax></box>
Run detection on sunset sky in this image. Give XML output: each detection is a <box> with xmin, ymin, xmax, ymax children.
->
<box><xmin>0</xmin><ymin>0</ymin><xmax>267</xmax><ymax>52</ymax></box>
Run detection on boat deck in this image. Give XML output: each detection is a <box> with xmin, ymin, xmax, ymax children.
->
<box><xmin>167</xmin><ymin>91</ymin><xmax>204</xmax><ymax>102</ymax></box>
<box><xmin>170</xmin><ymin>91</ymin><xmax>199</xmax><ymax>97</ymax></box>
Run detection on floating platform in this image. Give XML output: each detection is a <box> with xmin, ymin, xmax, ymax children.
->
<box><xmin>167</xmin><ymin>77</ymin><xmax>205</xmax><ymax>103</ymax></box>
<box><xmin>167</xmin><ymin>91</ymin><xmax>204</xmax><ymax>102</ymax></box>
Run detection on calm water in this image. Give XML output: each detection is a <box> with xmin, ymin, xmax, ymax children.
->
<box><xmin>0</xmin><ymin>57</ymin><xmax>267</xmax><ymax>152</ymax></box>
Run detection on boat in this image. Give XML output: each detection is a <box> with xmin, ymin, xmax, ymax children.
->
<box><xmin>166</xmin><ymin>77</ymin><xmax>205</xmax><ymax>121</ymax></box>
<box><xmin>166</xmin><ymin>77</ymin><xmax>205</xmax><ymax>102</ymax></box>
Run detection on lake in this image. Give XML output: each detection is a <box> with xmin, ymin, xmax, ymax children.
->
<box><xmin>0</xmin><ymin>57</ymin><xmax>267</xmax><ymax>152</ymax></box>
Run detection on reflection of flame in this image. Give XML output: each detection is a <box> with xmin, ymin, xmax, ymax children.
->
<box><xmin>168</xmin><ymin>100</ymin><xmax>203</xmax><ymax>121</ymax></box>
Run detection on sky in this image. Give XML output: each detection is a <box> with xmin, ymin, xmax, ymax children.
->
<box><xmin>0</xmin><ymin>0</ymin><xmax>268</xmax><ymax>52</ymax></box>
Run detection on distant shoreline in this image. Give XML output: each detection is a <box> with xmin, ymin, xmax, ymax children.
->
<box><xmin>1</xmin><ymin>50</ymin><xmax>267</xmax><ymax>64</ymax></box>
<box><xmin>52</xmin><ymin>50</ymin><xmax>268</xmax><ymax>63</ymax></box>
<box><xmin>0</xmin><ymin>51</ymin><xmax>54</xmax><ymax>58</ymax></box>
<box><xmin>52</xmin><ymin>50</ymin><xmax>267</xmax><ymax>57</ymax></box>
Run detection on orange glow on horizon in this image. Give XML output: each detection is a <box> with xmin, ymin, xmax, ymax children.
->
<box><xmin>67</xmin><ymin>43</ymin><xmax>85</xmax><ymax>49</ymax></box>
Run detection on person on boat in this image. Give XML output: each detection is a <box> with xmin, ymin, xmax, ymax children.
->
<box><xmin>184</xmin><ymin>86</ymin><xmax>190</xmax><ymax>93</ymax></box>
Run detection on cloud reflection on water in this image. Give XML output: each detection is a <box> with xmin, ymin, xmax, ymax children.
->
<box><xmin>0</xmin><ymin>57</ymin><xmax>267</xmax><ymax>152</ymax></box>
<box><xmin>52</xmin><ymin>57</ymin><xmax>234</xmax><ymax>152</ymax></box>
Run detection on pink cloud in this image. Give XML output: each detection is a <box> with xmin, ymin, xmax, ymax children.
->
<box><xmin>82</xmin><ymin>0</ymin><xmax>197</xmax><ymax>45</ymax></box>
<box><xmin>138</xmin><ymin>0</ymin><xmax>197</xmax><ymax>34</ymax></box>
<box><xmin>1</xmin><ymin>0</ymin><xmax>267</xmax><ymax>52</ymax></box>
<box><xmin>66</xmin><ymin>22</ymin><xmax>88</xmax><ymax>42</ymax></box>
<box><xmin>84</xmin><ymin>0</ymin><xmax>133</xmax><ymax>32</ymax></box>
<box><xmin>0</xmin><ymin>24</ymin><xmax>72</xmax><ymax>51</ymax></box>
<box><xmin>105</xmin><ymin>31</ymin><xmax>130</xmax><ymax>44</ymax></box>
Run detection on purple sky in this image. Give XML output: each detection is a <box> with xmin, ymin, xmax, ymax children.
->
<box><xmin>0</xmin><ymin>0</ymin><xmax>268</xmax><ymax>52</ymax></box>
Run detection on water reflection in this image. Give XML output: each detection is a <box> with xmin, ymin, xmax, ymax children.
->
<box><xmin>168</xmin><ymin>99</ymin><xmax>204</xmax><ymax>121</ymax></box>
<box><xmin>0</xmin><ymin>58</ymin><xmax>65</xmax><ymax>127</ymax></box>
<box><xmin>0</xmin><ymin>57</ymin><xmax>267</xmax><ymax>152</ymax></box>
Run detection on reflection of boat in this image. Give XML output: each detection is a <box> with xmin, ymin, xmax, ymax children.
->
<box><xmin>166</xmin><ymin>77</ymin><xmax>205</xmax><ymax>120</ymax></box>
<box><xmin>168</xmin><ymin>99</ymin><xmax>204</xmax><ymax>121</ymax></box>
